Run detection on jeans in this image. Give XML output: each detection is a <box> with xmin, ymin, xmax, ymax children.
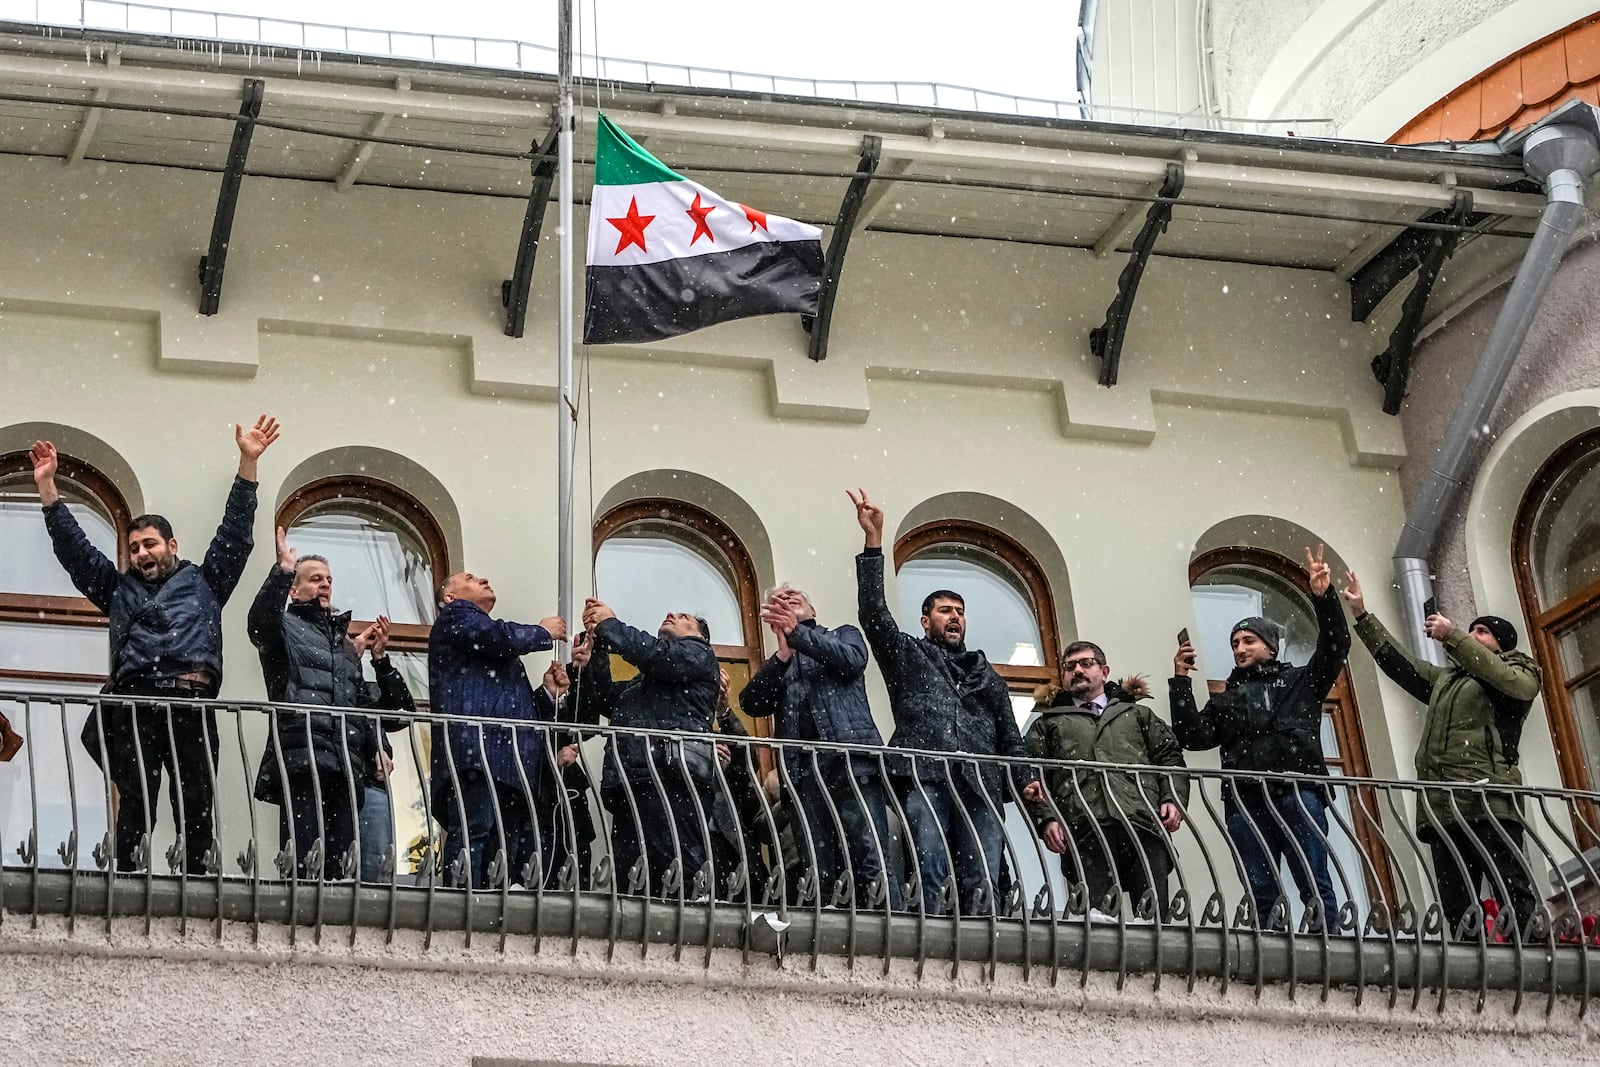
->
<box><xmin>604</xmin><ymin>774</ymin><xmax>712</xmax><ymax>898</ymax></box>
<box><xmin>359</xmin><ymin>783</ymin><xmax>394</xmax><ymax>883</ymax></box>
<box><xmin>277</xmin><ymin>766</ymin><xmax>360</xmax><ymax>880</ymax></box>
<box><xmin>789</xmin><ymin>760</ymin><xmax>901</xmax><ymax>909</ymax></box>
<box><xmin>1430</xmin><ymin>821</ymin><xmax>1537</xmax><ymax>939</ymax></box>
<box><xmin>901</xmin><ymin>777</ymin><xmax>1003</xmax><ymax>916</ymax></box>
<box><xmin>89</xmin><ymin>689</ymin><xmax>219</xmax><ymax>875</ymax></box>
<box><xmin>439</xmin><ymin>771</ymin><xmax>538</xmax><ymax>890</ymax></box>
<box><xmin>1062</xmin><ymin>821</ymin><xmax>1174</xmax><ymax>921</ymax></box>
<box><xmin>1226</xmin><ymin>785</ymin><xmax>1339</xmax><ymax>930</ymax></box>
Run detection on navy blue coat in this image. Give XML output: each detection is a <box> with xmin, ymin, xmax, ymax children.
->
<box><xmin>574</xmin><ymin>617</ymin><xmax>719</xmax><ymax>792</ymax></box>
<box><xmin>739</xmin><ymin>618</ymin><xmax>883</xmax><ymax>777</ymax></box>
<box><xmin>426</xmin><ymin>599</ymin><xmax>555</xmax><ymax>808</ymax></box>
<box><xmin>44</xmin><ymin>475</ymin><xmax>258</xmax><ymax>687</ymax></box>
<box><xmin>856</xmin><ymin>548</ymin><xmax>1031</xmax><ymax>798</ymax></box>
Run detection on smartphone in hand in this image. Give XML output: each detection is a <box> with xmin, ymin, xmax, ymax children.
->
<box><xmin>1422</xmin><ymin>596</ymin><xmax>1438</xmax><ymax>618</ymax></box>
<box><xmin>1177</xmin><ymin>627</ymin><xmax>1190</xmax><ymax>646</ymax></box>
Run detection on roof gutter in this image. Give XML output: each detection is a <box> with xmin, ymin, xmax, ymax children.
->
<box><xmin>1392</xmin><ymin>102</ymin><xmax>1600</xmax><ymax>662</ymax></box>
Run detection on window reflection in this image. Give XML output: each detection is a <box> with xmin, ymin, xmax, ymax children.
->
<box><xmin>594</xmin><ymin>523</ymin><xmax>742</xmax><ymax>642</ymax></box>
<box><xmin>1190</xmin><ymin>566</ymin><xmax>1318</xmax><ymax>676</ymax></box>
<box><xmin>285</xmin><ymin>500</ymin><xmax>436</xmax><ymax>626</ymax></box>
<box><xmin>0</xmin><ymin>474</ymin><xmax>118</xmax><ymax>599</ymax></box>
<box><xmin>894</xmin><ymin>545</ymin><xmax>1043</xmax><ymax>666</ymax></box>
<box><xmin>1530</xmin><ymin>440</ymin><xmax>1600</xmax><ymax>606</ymax></box>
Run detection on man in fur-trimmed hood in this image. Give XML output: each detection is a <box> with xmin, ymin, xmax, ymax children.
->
<box><xmin>1025</xmin><ymin>640</ymin><xmax>1188</xmax><ymax>921</ymax></box>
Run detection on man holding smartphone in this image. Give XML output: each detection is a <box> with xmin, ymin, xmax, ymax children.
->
<box><xmin>1169</xmin><ymin>545</ymin><xmax>1349</xmax><ymax>932</ymax></box>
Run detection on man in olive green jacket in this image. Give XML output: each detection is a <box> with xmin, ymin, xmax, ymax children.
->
<box><xmin>1342</xmin><ymin>573</ymin><xmax>1543</xmax><ymax>938</ymax></box>
<box><xmin>1026</xmin><ymin>640</ymin><xmax>1189</xmax><ymax>921</ymax></box>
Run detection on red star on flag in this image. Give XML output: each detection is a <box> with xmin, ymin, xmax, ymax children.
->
<box><xmin>607</xmin><ymin>196</ymin><xmax>656</xmax><ymax>255</ymax></box>
<box><xmin>685</xmin><ymin>193</ymin><xmax>717</xmax><ymax>245</ymax></box>
<box><xmin>739</xmin><ymin>203</ymin><xmax>769</xmax><ymax>234</ymax></box>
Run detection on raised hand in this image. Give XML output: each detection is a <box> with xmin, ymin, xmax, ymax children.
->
<box><xmin>369</xmin><ymin>615</ymin><xmax>391</xmax><ymax>659</ymax></box>
<box><xmin>1424</xmin><ymin>612</ymin><xmax>1455</xmax><ymax>642</ymax></box>
<box><xmin>1173</xmin><ymin>638</ymin><xmax>1197</xmax><ymax>677</ymax></box>
<box><xmin>1305</xmin><ymin>543</ymin><xmax>1331</xmax><ymax>597</ymax></box>
<box><xmin>539</xmin><ymin>615</ymin><xmax>569</xmax><ymax>641</ymax></box>
<box><xmin>716</xmin><ymin>668</ymin><xmax>731</xmax><ymax>712</ymax></box>
<box><xmin>846</xmin><ymin>488</ymin><xmax>884</xmax><ymax>549</ymax></box>
<box><xmin>570</xmin><ymin>631</ymin><xmax>593</xmax><ymax>669</ymax></box>
<box><xmin>759</xmin><ymin>597</ymin><xmax>800</xmax><ymax>637</ymax></box>
<box><xmin>1341</xmin><ymin>570</ymin><xmax>1365</xmax><ymax>616</ymax></box>
<box><xmin>235</xmin><ymin>415</ymin><xmax>281</xmax><ymax>481</ymax></box>
<box><xmin>351</xmin><ymin>621</ymin><xmax>378</xmax><ymax>657</ymax></box>
<box><xmin>28</xmin><ymin>441</ymin><xmax>60</xmax><ymax>506</ymax></box>
<box><xmin>543</xmin><ymin>660</ymin><xmax>570</xmax><ymax>699</ymax></box>
<box><xmin>582</xmin><ymin>598</ymin><xmax>615</xmax><ymax>630</ymax></box>
<box><xmin>275</xmin><ymin>526</ymin><xmax>298</xmax><ymax>575</ymax></box>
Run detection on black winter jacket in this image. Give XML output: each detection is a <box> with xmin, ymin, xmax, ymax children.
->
<box><xmin>856</xmin><ymin>548</ymin><xmax>1032</xmax><ymax>798</ymax></box>
<box><xmin>246</xmin><ymin>565</ymin><xmax>416</xmax><ymax>804</ymax></box>
<box><xmin>574</xmin><ymin>617</ymin><xmax>720</xmax><ymax>792</ymax></box>
<box><xmin>44</xmin><ymin>475</ymin><xmax>258</xmax><ymax>686</ymax></box>
<box><xmin>1169</xmin><ymin>587</ymin><xmax>1349</xmax><ymax>808</ymax></box>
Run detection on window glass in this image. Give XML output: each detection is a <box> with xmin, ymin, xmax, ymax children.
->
<box><xmin>1530</xmin><ymin>442</ymin><xmax>1600</xmax><ymax>607</ymax></box>
<box><xmin>594</xmin><ymin>523</ymin><xmax>742</xmax><ymax>643</ymax></box>
<box><xmin>1190</xmin><ymin>566</ymin><xmax>1317</xmax><ymax>677</ymax></box>
<box><xmin>0</xmin><ymin>474</ymin><xmax>118</xmax><ymax>598</ymax></box>
<box><xmin>894</xmin><ymin>545</ymin><xmax>1042</xmax><ymax>666</ymax></box>
<box><xmin>285</xmin><ymin>500</ymin><xmax>436</xmax><ymax>625</ymax></box>
<box><xmin>0</xmin><ymin>621</ymin><xmax>107</xmax><ymax>677</ymax></box>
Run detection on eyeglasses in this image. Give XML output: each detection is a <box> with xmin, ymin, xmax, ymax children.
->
<box><xmin>1060</xmin><ymin>656</ymin><xmax>1105</xmax><ymax>672</ymax></box>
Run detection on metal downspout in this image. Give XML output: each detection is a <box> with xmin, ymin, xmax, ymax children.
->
<box><xmin>1391</xmin><ymin>114</ymin><xmax>1600</xmax><ymax>661</ymax></box>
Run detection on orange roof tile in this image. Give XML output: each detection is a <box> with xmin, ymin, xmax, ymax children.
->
<box><xmin>1478</xmin><ymin>61</ymin><xmax>1525</xmax><ymax>128</ymax></box>
<box><xmin>1566</xmin><ymin>17</ymin><xmax>1600</xmax><ymax>82</ymax></box>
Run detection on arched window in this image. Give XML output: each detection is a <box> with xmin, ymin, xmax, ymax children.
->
<box><xmin>276</xmin><ymin>476</ymin><xmax>448</xmax><ymax>657</ymax></box>
<box><xmin>593</xmin><ymin>500</ymin><xmax>766</xmax><ymax>736</ymax></box>
<box><xmin>0</xmin><ymin>448</ymin><xmax>131</xmax><ymax>870</ymax></box>
<box><xmin>1190</xmin><ymin>547</ymin><xmax>1393</xmax><ymax>910</ymax></box>
<box><xmin>0</xmin><ymin>450</ymin><xmax>130</xmax><ymax>685</ymax></box>
<box><xmin>892</xmin><ymin>520</ymin><xmax>1061</xmax><ymax>711</ymax></box>
<box><xmin>1514</xmin><ymin>428</ymin><xmax>1600</xmax><ymax>793</ymax></box>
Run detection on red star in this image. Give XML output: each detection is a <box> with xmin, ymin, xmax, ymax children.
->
<box><xmin>685</xmin><ymin>193</ymin><xmax>717</xmax><ymax>246</ymax></box>
<box><xmin>607</xmin><ymin>196</ymin><xmax>656</xmax><ymax>255</ymax></box>
<box><xmin>739</xmin><ymin>203</ymin><xmax>769</xmax><ymax>234</ymax></box>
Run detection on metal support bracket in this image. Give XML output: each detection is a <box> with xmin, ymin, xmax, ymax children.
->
<box><xmin>1348</xmin><ymin>196</ymin><xmax>1489</xmax><ymax>321</ymax></box>
<box><xmin>803</xmin><ymin>134</ymin><xmax>882</xmax><ymax>362</ymax></box>
<box><xmin>1369</xmin><ymin>191</ymin><xmax>1473</xmax><ymax>415</ymax></box>
<box><xmin>1089</xmin><ymin>162</ymin><xmax>1183</xmax><ymax>387</ymax></box>
<box><xmin>500</xmin><ymin>119</ymin><xmax>562</xmax><ymax>338</ymax></box>
<box><xmin>196</xmin><ymin>78</ymin><xmax>264</xmax><ymax>316</ymax></box>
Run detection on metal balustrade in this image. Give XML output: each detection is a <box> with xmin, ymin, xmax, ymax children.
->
<box><xmin>1</xmin><ymin>0</ymin><xmax>1336</xmax><ymax>135</ymax></box>
<box><xmin>1</xmin><ymin>687</ymin><xmax>1597</xmax><ymax>1012</ymax></box>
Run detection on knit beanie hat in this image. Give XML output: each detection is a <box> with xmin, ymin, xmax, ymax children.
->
<box><xmin>1231</xmin><ymin>617</ymin><xmax>1281</xmax><ymax>657</ymax></box>
<box><xmin>1469</xmin><ymin>615</ymin><xmax>1518</xmax><ymax>652</ymax></box>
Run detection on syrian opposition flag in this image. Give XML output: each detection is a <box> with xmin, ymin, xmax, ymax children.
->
<box><xmin>583</xmin><ymin>114</ymin><xmax>824</xmax><ymax>344</ymax></box>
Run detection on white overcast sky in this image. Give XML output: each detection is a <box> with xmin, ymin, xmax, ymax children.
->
<box><xmin>108</xmin><ymin>0</ymin><xmax>1083</xmax><ymax>103</ymax></box>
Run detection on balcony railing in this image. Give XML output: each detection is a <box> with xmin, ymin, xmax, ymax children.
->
<box><xmin>0</xmin><ymin>0</ymin><xmax>1336</xmax><ymax>135</ymax></box>
<box><xmin>1</xmin><ymin>687</ymin><xmax>1597</xmax><ymax>1013</ymax></box>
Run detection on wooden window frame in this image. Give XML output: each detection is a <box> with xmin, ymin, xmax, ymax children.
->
<box><xmin>592</xmin><ymin>498</ymin><xmax>769</xmax><ymax>738</ymax></box>
<box><xmin>1512</xmin><ymin>427</ymin><xmax>1600</xmax><ymax>797</ymax></box>
<box><xmin>893</xmin><ymin>519</ymin><xmax>1062</xmax><ymax>693</ymax></box>
<box><xmin>0</xmin><ymin>450</ymin><xmax>132</xmax><ymax>685</ymax></box>
<box><xmin>276</xmin><ymin>476</ymin><xmax>450</xmax><ymax>655</ymax></box>
<box><xmin>1190</xmin><ymin>546</ymin><xmax>1395</xmax><ymax>905</ymax></box>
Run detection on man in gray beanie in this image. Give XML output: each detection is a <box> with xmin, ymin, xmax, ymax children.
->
<box><xmin>1343</xmin><ymin>576</ymin><xmax>1542</xmax><ymax>940</ymax></box>
<box><xmin>1170</xmin><ymin>545</ymin><xmax>1350</xmax><ymax>932</ymax></box>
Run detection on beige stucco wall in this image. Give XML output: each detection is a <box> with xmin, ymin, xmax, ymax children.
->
<box><xmin>2</xmin><ymin>915</ymin><xmax>1595</xmax><ymax>1066</ymax></box>
<box><xmin>0</xmin><ymin>138</ymin><xmax>1449</xmax><ymax>904</ymax></box>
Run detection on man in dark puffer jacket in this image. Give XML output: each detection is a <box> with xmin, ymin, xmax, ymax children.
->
<box><xmin>1170</xmin><ymin>545</ymin><xmax>1349</xmax><ymax>931</ymax></box>
<box><xmin>30</xmin><ymin>419</ymin><xmax>278</xmax><ymax>874</ymax></box>
<box><xmin>248</xmin><ymin>526</ymin><xmax>416</xmax><ymax>880</ymax></box>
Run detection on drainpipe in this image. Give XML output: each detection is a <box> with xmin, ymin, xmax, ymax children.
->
<box><xmin>1392</xmin><ymin>106</ymin><xmax>1600</xmax><ymax>662</ymax></box>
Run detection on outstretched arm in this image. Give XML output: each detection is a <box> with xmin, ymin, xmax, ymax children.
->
<box><xmin>1437</xmin><ymin>620</ymin><xmax>1542</xmax><ymax>700</ymax></box>
<box><xmin>1302</xmin><ymin>544</ymin><xmax>1352</xmax><ymax>698</ymax></box>
<box><xmin>1343</xmin><ymin>571</ymin><xmax>1439</xmax><ymax>703</ymax></box>
<box><xmin>781</xmin><ymin>618</ymin><xmax>869</xmax><ymax>680</ymax></box>
<box><xmin>592</xmin><ymin>615</ymin><xmax>718</xmax><ymax>683</ymax></box>
<box><xmin>32</xmin><ymin>441</ymin><xmax>118</xmax><ymax>611</ymax></box>
<box><xmin>202</xmin><ymin>417</ymin><xmax>278</xmax><ymax>603</ymax></box>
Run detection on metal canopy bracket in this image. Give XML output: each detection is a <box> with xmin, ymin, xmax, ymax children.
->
<box><xmin>500</xmin><ymin>119</ymin><xmax>562</xmax><ymax>338</ymax></box>
<box><xmin>803</xmin><ymin>134</ymin><xmax>882</xmax><ymax>362</ymax></box>
<box><xmin>196</xmin><ymin>78</ymin><xmax>264</xmax><ymax>316</ymax></box>
<box><xmin>1089</xmin><ymin>162</ymin><xmax>1183</xmax><ymax>387</ymax></box>
<box><xmin>1368</xmin><ymin>190</ymin><xmax>1473</xmax><ymax>415</ymax></box>
<box><xmin>1348</xmin><ymin>197</ymin><xmax>1489</xmax><ymax>321</ymax></box>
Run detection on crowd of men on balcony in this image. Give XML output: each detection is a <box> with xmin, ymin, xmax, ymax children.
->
<box><xmin>16</xmin><ymin>419</ymin><xmax>1548</xmax><ymax>938</ymax></box>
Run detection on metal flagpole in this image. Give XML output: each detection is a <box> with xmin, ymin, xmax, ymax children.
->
<box><xmin>556</xmin><ymin>0</ymin><xmax>576</xmax><ymax>639</ymax></box>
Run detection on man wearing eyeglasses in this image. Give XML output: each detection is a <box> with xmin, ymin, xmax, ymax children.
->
<box><xmin>1026</xmin><ymin>641</ymin><xmax>1188</xmax><ymax>921</ymax></box>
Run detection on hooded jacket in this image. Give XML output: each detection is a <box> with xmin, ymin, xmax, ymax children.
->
<box><xmin>1168</xmin><ymin>586</ymin><xmax>1349</xmax><ymax>807</ymax></box>
<box><xmin>1354</xmin><ymin>612</ymin><xmax>1540</xmax><ymax>832</ymax></box>
<box><xmin>855</xmin><ymin>548</ymin><xmax>1032</xmax><ymax>797</ymax></box>
<box><xmin>246</xmin><ymin>564</ymin><xmax>416</xmax><ymax>805</ymax></box>
<box><xmin>1024</xmin><ymin>677</ymin><xmax>1190</xmax><ymax>836</ymax></box>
